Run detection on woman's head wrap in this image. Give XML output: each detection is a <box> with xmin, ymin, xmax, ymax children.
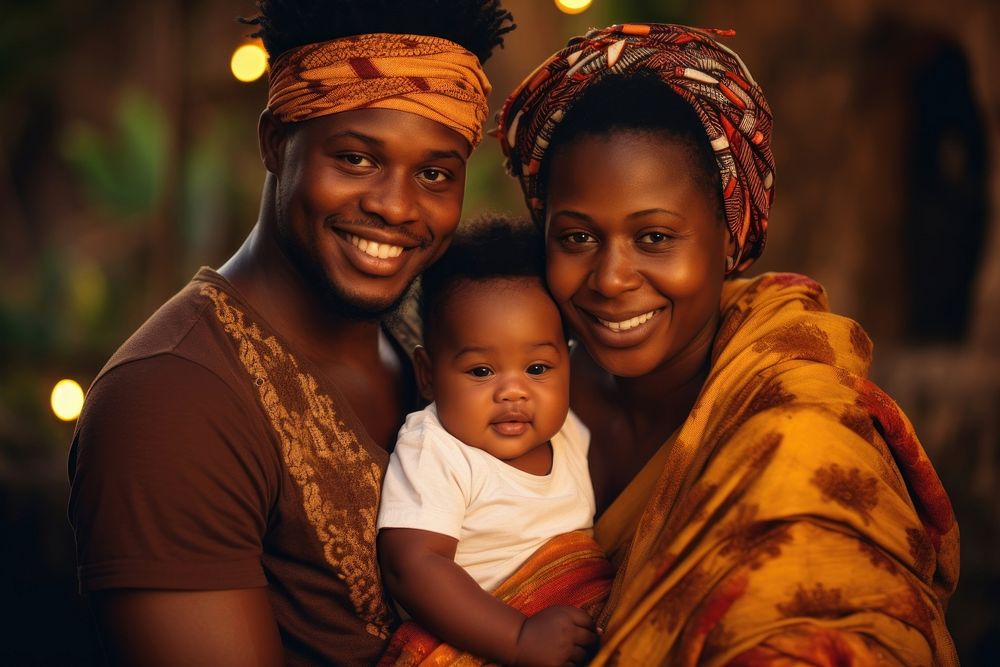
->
<box><xmin>268</xmin><ymin>33</ymin><xmax>491</xmax><ymax>147</ymax></box>
<box><xmin>497</xmin><ymin>23</ymin><xmax>774</xmax><ymax>269</ymax></box>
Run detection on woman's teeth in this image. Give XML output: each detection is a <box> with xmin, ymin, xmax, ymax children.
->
<box><xmin>346</xmin><ymin>233</ymin><xmax>403</xmax><ymax>259</ymax></box>
<box><xmin>597</xmin><ymin>309</ymin><xmax>661</xmax><ymax>332</ymax></box>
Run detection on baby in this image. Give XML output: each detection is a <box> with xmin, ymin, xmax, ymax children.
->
<box><xmin>377</xmin><ymin>217</ymin><xmax>600</xmax><ymax>666</ymax></box>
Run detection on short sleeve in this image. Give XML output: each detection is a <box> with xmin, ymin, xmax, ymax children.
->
<box><xmin>68</xmin><ymin>354</ymin><xmax>280</xmax><ymax>593</ymax></box>
<box><xmin>561</xmin><ymin>409</ymin><xmax>591</xmax><ymax>458</ymax></box>
<box><xmin>377</xmin><ymin>419</ymin><xmax>470</xmax><ymax>539</ymax></box>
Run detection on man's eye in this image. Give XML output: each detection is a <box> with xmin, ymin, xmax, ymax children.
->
<box><xmin>468</xmin><ymin>367</ymin><xmax>492</xmax><ymax>378</ymax></box>
<box><xmin>526</xmin><ymin>364</ymin><xmax>550</xmax><ymax>376</ymax></box>
<box><xmin>420</xmin><ymin>168</ymin><xmax>449</xmax><ymax>183</ymax></box>
<box><xmin>340</xmin><ymin>154</ymin><xmax>374</xmax><ymax>168</ymax></box>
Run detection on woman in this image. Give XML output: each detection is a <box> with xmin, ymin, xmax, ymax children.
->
<box><xmin>498</xmin><ymin>23</ymin><xmax>959</xmax><ymax>665</ymax></box>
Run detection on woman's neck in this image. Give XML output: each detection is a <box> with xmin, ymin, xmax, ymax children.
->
<box><xmin>597</xmin><ymin>313</ymin><xmax>718</xmax><ymax>438</ymax></box>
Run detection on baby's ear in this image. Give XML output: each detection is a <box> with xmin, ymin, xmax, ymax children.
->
<box><xmin>413</xmin><ymin>346</ymin><xmax>435</xmax><ymax>401</ymax></box>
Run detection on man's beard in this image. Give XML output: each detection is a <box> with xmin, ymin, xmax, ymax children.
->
<box><xmin>277</xmin><ymin>222</ymin><xmax>414</xmax><ymax>322</ymax></box>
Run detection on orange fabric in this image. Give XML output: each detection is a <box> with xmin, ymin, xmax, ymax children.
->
<box><xmin>267</xmin><ymin>33</ymin><xmax>491</xmax><ymax>146</ymax></box>
<box><xmin>378</xmin><ymin>531</ymin><xmax>612</xmax><ymax>666</ymax></box>
<box><xmin>591</xmin><ymin>273</ymin><xmax>959</xmax><ymax>666</ymax></box>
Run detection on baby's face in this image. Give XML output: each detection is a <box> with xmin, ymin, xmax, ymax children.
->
<box><xmin>422</xmin><ymin>277</ymin><xmax>570</xmax><ymax>462</ymax></box>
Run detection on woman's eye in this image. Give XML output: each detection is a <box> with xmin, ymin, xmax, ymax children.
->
<box><xmin>526</xmin><ymin>364</ymin><xmax>550</xmax><ymax>376</ymax></box>
<box><xmin>638</xmin><ymin>232</ymin><xmax>672</xmax><ymax>244</ymax></box>
<box><xmin>468</xmin><ymin>367</ymin><xmax>493</xmax><ymax>378</ymax></box>
<box><xmin>563</xmin><ymin>232</ymin><xmax>595</xmax><ymax>245</ymax></box>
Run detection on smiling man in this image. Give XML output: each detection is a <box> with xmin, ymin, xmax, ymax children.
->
<box><xmin>67</xmin><ymin>2</ymin><xmax>513</xmax><ymax>665</ymax></box>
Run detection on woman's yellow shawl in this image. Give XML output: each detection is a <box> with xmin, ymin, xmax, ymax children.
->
<box><xmin>593</xmin><ymin>273</ymin><xmax>959</xmax><ymax>666</ymax></box>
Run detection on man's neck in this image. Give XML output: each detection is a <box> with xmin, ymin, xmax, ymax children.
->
<box><xmin>217</xmin><ymin>181</ymin><xmax>383</xmax><ymax>370</ymax></box>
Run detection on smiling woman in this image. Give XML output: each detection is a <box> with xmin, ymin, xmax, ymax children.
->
<box><xmin>498</xmin><ymin>22</ymin><xmax>960</xmax><ymax>666</ymax></box>
<box><xmin>546</xmin><ymin>131</ymin><xmax>730</xmax><ymax>379</ymax></box>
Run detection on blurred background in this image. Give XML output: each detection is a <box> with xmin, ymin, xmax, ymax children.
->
<box><xmin>2</xmin><ymin>0</ymin><xmax>997</xmax><ymax>663</ymax></box>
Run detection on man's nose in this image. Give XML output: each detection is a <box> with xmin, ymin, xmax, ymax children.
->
<box><xmin>360</xmin><ymin>171</ymin><xmax>418</xmax><ymax>226</ymax></box>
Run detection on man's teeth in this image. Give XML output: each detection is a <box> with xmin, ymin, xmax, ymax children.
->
<box><xmin>597</xmin><ymin>309</ymin><xmax>661</xmax><ymax>332</ymax></box>
<box><xmin>346</xmin><ymin>233</ymin><xmax>404</xmax><ymax>259</ymax></box>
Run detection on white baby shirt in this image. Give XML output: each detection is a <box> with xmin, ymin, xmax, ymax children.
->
<box><xmin>377</xmin><ymin>403</ymin><xmax>595</xmax><ymax>593</ymax></box>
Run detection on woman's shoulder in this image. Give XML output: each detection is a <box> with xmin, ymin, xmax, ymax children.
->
<box><xmin>714</xmin><ymin>272</ymin><xmax>874</xmax><ymax>378</ymax></box>
<box><xmin>721</xmin><ymin>272</ymin><xmax>830</xmax><ymax>313</ymax></box>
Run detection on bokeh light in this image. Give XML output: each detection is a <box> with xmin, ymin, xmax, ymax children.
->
<box><xmin>230</xmin><ymin>43</ymin><xmax>267</xmax><ymax>83</ymax></box>
<box><xmin>555</xmin><ymin>0</ymin><xmax>593</xmax><ymax>14</ymax></box>
<box><xmin>51</xmin><ymin>379</ymin><xmax>85</xmax><ymax>421</ymax></box>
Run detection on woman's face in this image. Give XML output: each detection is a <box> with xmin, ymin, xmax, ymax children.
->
<box><xmin>545</xmin><ymin>130</ymin><xmax>731</xmax><ymax>378</ymax></box>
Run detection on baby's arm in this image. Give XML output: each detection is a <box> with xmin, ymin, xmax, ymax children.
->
<box><xmin>378</xmin><ymin>527</ymin><xmax>596</xmax><ymax>667</ymax></box>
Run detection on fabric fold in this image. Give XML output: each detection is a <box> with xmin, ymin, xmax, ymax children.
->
<box><xmin>378</xmin><ymin>531</ymin><xmax>612</xmax><ymax>666</ymax></box>
<box><xmin>591</xmin><ymin>272</ymin><xmax>959</xmax><ymax>666</ymax></box>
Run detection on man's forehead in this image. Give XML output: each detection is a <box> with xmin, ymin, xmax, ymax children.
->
<box><xmin>306</xmin><ymin>108</ymin><xmax>472</xmax><ymax>157</ymax></box>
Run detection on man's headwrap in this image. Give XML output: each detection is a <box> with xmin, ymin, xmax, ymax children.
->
<box><xmin>268</xmin><ymin>33</ymin><xmax>491</xmax><ymax>147</ymax></box>
<box><xmin>497</xmin><ymin>23</ymin><xmax>774</xmax><ymax>270</ymax></box>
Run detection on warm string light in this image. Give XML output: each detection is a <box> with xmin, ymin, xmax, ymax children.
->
<box><xmin>555</xmin><ymin>0</ymin><xmax>593</xmax><ymax>14</ymax></box>
<box><xmin>231</xmin><ymin>42</ymin><xmax>268</xmax><ymax>83</ymax></box>
<box><xmin>51</xmin><ymin>379</ymin><xmax>85</xmax><ymax>421</ymax></box>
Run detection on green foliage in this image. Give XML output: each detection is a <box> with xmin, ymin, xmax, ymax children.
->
<box><xmin>61</xmin><ymin>90</ymin><xmax>170</xmax><ymax>218</ymax></box>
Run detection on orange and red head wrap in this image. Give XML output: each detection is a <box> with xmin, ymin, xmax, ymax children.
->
<box><xmin>497</xmin><ymin>23</ymin><xmax>774</xmax><ymax>270</ymax></box>
<box><xmin>268</xmin><ymin>33</ymin><xmax>491</xmax><ymax>147</ymax></box>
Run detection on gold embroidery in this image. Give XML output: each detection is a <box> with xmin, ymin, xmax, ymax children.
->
<box><xmin>202</xmin><ymin>285</ymin><xmax>392</xmax><ymax>638</ymax></box>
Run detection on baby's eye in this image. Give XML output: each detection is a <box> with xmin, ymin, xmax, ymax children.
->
<box><xmin>468</xmin><ymin>367</ymin><xmax>493</xmax><ymax>378</ymax></box>
<box><xmin>526</xmin><ymin>364</ymin><xmax>550</xmax><ymax>376</ymax></box>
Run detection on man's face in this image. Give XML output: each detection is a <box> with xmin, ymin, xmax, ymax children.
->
<box><xmin>267</xmin><ymin>108</ymin><xmax>470</xmax><ymax>317</ymax></box>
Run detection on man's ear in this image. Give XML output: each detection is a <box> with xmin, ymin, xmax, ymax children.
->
<box><xmin>413</xmin><ymin>346</ymin><xmax>435</xmax><ymax>402</ymax></box>
<box><xmin>258</xmin><ymin>109</ymin><xmax>286</xmax><ymax>175</ymax></box>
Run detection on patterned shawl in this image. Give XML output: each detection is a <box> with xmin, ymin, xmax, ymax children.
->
<box><xmin>591</xmin><ymin>273</ymin><xmax>959</xmax><ymax>665</ymax></box>
<box><xmin>497</xmin><ymin>23</ymin><xmax>774</xmax><ymax>270</ymax></box>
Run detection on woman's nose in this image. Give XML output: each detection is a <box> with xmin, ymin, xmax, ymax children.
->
<box><xmin>588</xmin><ymin>242</ymin><xmax>642</xmax><ymax>297</ymax></box>
<box><xmin>359</xmin><ymin>171</ymin><xmax>418</xmax><ymax>226</ymax></box>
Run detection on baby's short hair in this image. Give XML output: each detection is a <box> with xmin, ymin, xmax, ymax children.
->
<box><xmin>420</xmin><ymin>213</ymin><xmax>546</xmax><ymax>346</ymax></box>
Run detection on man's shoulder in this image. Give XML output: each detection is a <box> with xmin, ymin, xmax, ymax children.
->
<box><xmin>98</xmin><ymin>269</ymin><xmax>242</xmax><ymax>387</ymax></box>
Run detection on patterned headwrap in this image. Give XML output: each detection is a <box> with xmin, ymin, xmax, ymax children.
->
<box><xmin>268</xmin><ymin>33</ymin><xmax>492</xmax><ymax>147</ymax></box>
<box><xmin>497</xmin><ymin>23</ymin><xmax>774</xmax><ymax>270</ymax></box>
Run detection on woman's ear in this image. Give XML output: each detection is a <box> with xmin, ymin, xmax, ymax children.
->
<box><xmin>413</xmin><ymin>346</ymin><xmax>435</xmax><ymax>401</ymax></box>
<box><xmin>258</xmin><ymin>109</ymin><xmax>286</xmax><ymax>175</ymax></box>
<box><xmin>723</xmin><ymin>229</ymin><xmax>738</xmax><ymax>274</ymax></box>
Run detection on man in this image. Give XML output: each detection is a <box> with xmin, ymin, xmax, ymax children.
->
<box><xmin>67</xmin><ymin>2</ymin><xmax>513</xmax><ymax>664</ymax></box>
